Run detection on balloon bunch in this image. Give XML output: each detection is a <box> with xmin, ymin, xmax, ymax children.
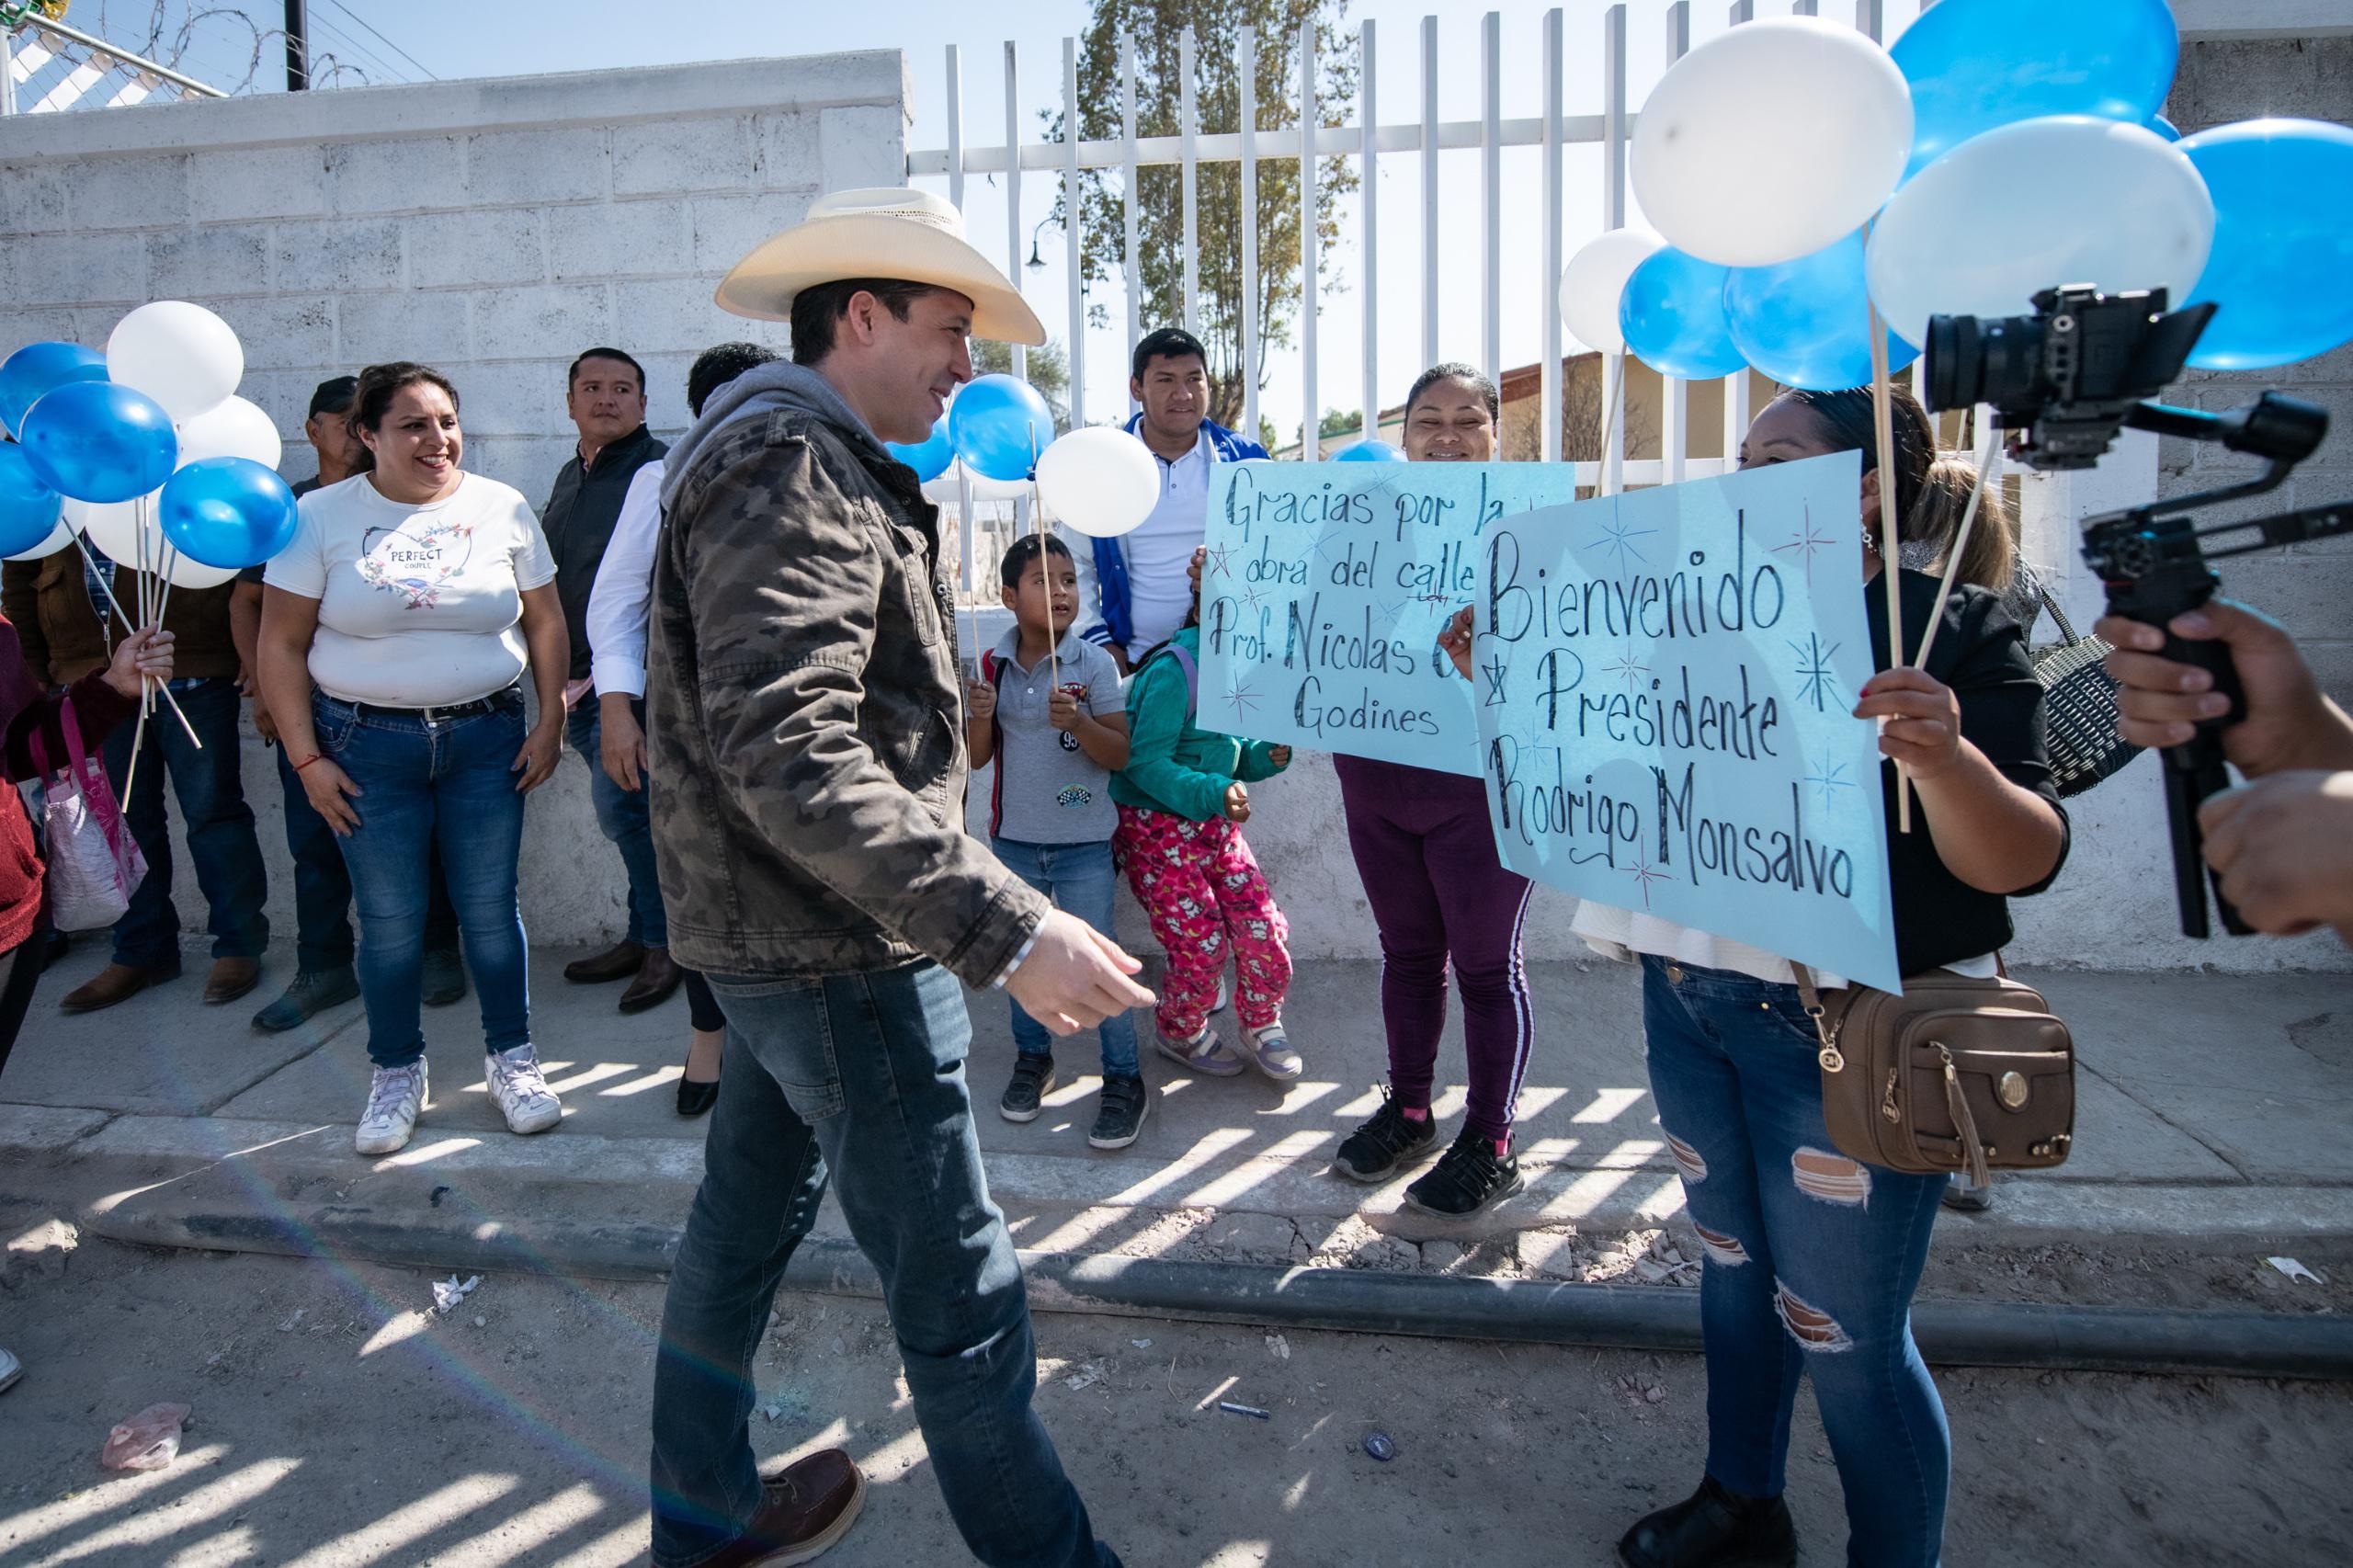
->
<box><xmin>0</xmin><ymin>301</ymin><xmax>303</xmax><ymax>764</ymax></box>
<box><xmin>1562</xmin><ymin>0</ymin><xmax>2353</xmax><ymax>392</ymax></box>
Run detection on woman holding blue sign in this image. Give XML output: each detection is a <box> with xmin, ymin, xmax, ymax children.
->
<box><xmin>1327</xmin><ymin>363</ymin><xmax>1540</xmax><ymax>1220</ymax></box>
<box><xmin>1582</xmin><ymin>385</ymin><xmax>2068</xmax><ymax>1568</ymax></box>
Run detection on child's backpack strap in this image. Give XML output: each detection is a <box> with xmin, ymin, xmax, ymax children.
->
<box><xmin>1136</xmin><ymin>641</ymin><xmax>1199</xmax><ymax>721</ymax></box>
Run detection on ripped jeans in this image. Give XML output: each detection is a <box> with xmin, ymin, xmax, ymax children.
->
<box><xmin>1640</xmin><ymin>955</ymin><xmax>1949</xmax><ymax>1568</ymax></box>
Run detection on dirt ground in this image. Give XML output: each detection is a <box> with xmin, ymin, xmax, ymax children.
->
<box><xmin>2</xmin><ymin>1233</ymin><xmax>2349</xmax><ymax>1567</ymax></box>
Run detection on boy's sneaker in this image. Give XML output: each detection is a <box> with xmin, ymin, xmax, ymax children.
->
<box><xmin>1236</xmin><ymin>1021</ymin><xmax>1304</xmax><ymax>1082</ymax></box>
<box><xmin>356</xmin><ymin>1060</ymin><xmax>429</xmax><ymax>1155</ymax></box>
<box><xmin>1155</xmin><ymin>1024</ymin><xmax>1245</xmax><ymax>1077</ymax></box>
<box><xmin>1000</xmin><ymin>1053</ymin><xmax>1054</xmax><ymax>1122</ymax></box>
<box><xmin>485</xmin><ymin>1046</ymin><xmax>563</xmax><ymax>1135</ymax></box>
<box><xmin>1088</xmin><ymin>1074</ymin><xmax>1153</xmax><ymax>1150</ymax></box>
<box><xmin>1404</xmin><ymin>1126</ymin><xmax>1525</xmax><ymax>1218</ymax></box>
<box><xmin>1332</xmin><ymin>1092</ymin><xmax>1440</xmax><ymax>1183</ymax></box>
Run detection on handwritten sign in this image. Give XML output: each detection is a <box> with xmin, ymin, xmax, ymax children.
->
<box><xmin>1473</xmin><ymin>451</ymin><xmax>1900</xmax><ymax>991</ymax></box>
<box><xmin>1198</xmin><ymin>461</ymin><xmax>1585</xmax><ymax>773</ymax></box>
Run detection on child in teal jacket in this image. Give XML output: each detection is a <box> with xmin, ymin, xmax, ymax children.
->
<box><xmin>1111</xmin><ymin>622</ymin><xmax>1303</xmax><ymax>1083</ymax></box>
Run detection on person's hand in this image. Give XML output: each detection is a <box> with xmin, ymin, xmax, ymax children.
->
<box><xmin>1223</xmin><ymin>781</ymin><xmax>1251</xmax><ymax>823</ymax></box>
<box><xmin>2099</xmin><ymin>597</ymin><xmax>2353</xmax><ymax>777</ymax></box>
<box><xmin>1049</xmin><ymin>687</ymin><xmax>1083</xmax><ymax>732</ymax></box>
<box><xmin>513</xmin><ymin>721</ymin><xmax>563</xmax><ymax>792</ymax></box>
<box><xmin>2199</xmin><ymin>769</ymin><xmax>2353</xmax><ymax>939</ymax></box>
<box><xmin>297</xmin><ymin>755</ymin><xmax>362</xmax><ymax>835</ymax></box>
<box><xmin>1188</xmin><ymin>545</ymin><xmax>1208</xmax><ymax>594</ymax></box>
<box><xmin>101</xmin><ymin>627</ymin><xmax>174</xmax><ymax>700</ymax></box>
<box><xmin>599</xmin><ymin>696</ymin><xmax>647</xmax><ymax>792</ymax></box>
<box><xmin>1266</xmin><ymin>744</ymin><xmax>1292</xmax><ymax>770</ymax></box>
<box><xmin>253</xmin><ymin>699</ymin><xmax>279</xmax><ymax>746</ymax></box>
<box><xmin>1003</xmin><ymin>907</ymin><xmax>1156</xmax><ymax>1036</ymax></box>
<box><xmin>1438</xmin><ymin>606</ymin><xmax>1475</xmax><ymax>680</ymax></box>
<box><xmin>1854</xmin><ymin>667</ymin><xmax>1964</xmax><ymax>779</ymax></box>
<box><xmin>233</xmin><ymin>661</ymin><xmax>255</xmax><ymax>699</ymax></box>
<box><xmin>965</xmin><ymin>677</ymin><xmax>997</xmax><ymax>724</ymax></box>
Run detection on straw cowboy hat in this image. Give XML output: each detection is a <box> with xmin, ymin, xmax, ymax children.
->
<box><xmin>714</xmin><ymin>187</ymin><xmax>1046</xmax><ymax>346</ymax></box>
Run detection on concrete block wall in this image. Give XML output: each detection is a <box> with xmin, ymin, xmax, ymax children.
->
<box><xmin>0</xmin><ymin>54</ymin><xmax>911</xmax><ymax>953</ymax></box>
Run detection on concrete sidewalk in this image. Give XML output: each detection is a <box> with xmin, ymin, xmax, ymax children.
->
<box><xmin>3</xmin><ymin>938</ymin><xmax>2348</xmax><ymax>1288</ymax></box>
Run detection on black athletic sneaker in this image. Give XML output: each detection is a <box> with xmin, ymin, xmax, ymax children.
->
<box><xmin>1404</xmin><ymin>1126</ymin><xmax>1525</xmax><ymax>1217</ymax></box>
<box><xmin>999</xmin><ymin>1054</ymin><xmax>1054</xmax><ymax>1122</ymax></box>
<box><xmin>1088</xmin><ymin>1074</ymin><xmax>1152</xmax><ymax>1150</ymax></box>
<box><xmin>1332</xmin><ymin>1093</ymin><xmax>1439</xmax><ymax>1183</ymax></box>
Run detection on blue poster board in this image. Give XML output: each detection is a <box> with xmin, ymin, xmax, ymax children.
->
<box><xmin>1197</xmin><ymin>460</ymin><xmax>1586</xmax><ymax>773</ymax></box>
<box><xmin>1472</xmin><ymin>451</ymin><xmax>1901</xmax><ymax>992</ymax></box>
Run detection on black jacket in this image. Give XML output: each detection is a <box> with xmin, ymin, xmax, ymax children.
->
<box><xmin>541</xmin><ymin>423</ymin><xmax>665</xmax><ymax>681</ymax></box>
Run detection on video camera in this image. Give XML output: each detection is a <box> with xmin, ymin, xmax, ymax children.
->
<box><xmin>1922</xmin><ymin>285</ymin><xmax>2349</xmax><ymax>939</ymax></box>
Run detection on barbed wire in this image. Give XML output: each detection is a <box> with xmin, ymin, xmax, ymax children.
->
<box><xmin>66</xmin><ymin>1</ymin><xmax>382</xmax><ymax>93</ymax></box>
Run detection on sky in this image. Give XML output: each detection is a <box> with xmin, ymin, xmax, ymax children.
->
<box><xmin>67</xmin><ymin>0</ymin><xmax>1934</xmax><ymax>442</ymax></box>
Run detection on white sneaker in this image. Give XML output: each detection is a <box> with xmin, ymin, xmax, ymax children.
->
<box><xmin>1238</xmin><ymin>1021</ymin><xmax>1305</xmax><ymax>1082</ymax></box>
<box><xmin>357</xmin><ymin>1060</ymin><xmax>428</xmax><ymax>1155</ymax></box>
<box><xmin>0</xmin><ymin>1345</ymin><xmax>22</xmax><ymax>1395</ymax></box>
<box><xmin>485</xmin><ymin>1046</ymin><xmax>562</xmax><ymax>1135</ymax></box>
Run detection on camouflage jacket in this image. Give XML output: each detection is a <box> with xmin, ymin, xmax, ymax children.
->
<box><xmin>645</xmin><ymin>393</ymin><xmax>1048</xmax><ymax>983</ymax></box>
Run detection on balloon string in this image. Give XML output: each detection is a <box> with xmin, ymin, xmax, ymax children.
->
<box><xmin>1867</xmin><ymin>298</ymin><xmax>1912</xmax><ymax>835</ymax></box>
<box><xmin>1913</xmin><ymin>426</ymin><xmax>2004</xmax><ymax>670</ymax></box>
<box><xmin>1031</xmin><ymin>426</ymin><xmax>1057</xmax><ymax>691</ymax></box>
<box><xmin>64</xmin><ymin>515</ymin><xmax>201</xmax><ymax>751</ymax></box>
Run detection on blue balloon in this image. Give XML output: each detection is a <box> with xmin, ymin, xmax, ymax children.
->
<box><xmin>17</xmin><ymin>381</ymin><xmax>177</xmax><ymax>505</ymax></box>
<box><xmin>0</xmin><ymin>442</ymin><xmax>63</xmax><ymax>557</ymax></box>
<box><xmin>1620</xmin><ymin>248</ymin><xmax>1746</xmax><ymax>381</ymax></box>
<box><xmin>1893</xmin><ymin>0</ymin><xmax>2178</xmax><ymax>179</ymax></box>
<box><xmin>2181</xmin><ymin>119</ymin><xmax>2353</xmax><ymax>370</ymax></box>
<box><xmin>0</xmin><ymin>341</ymin><xmax>108</xmax><ymax>437</ymax></box>
<box><xmin>159</xmin><ymin>457</ymin><xmax>300</xmax><ymax>570</ymax></box>
<box><xmin>949</xmin><ymin>375</ymin><xmax>1055</xmax><ymax>483</ymax></box>
<box><xmin>887</xmin><ymin>415</ymin><xmax>955</xmax><ymax>483</ymax></box>
<box><xmin>1332</xmin><ymin>439</ymin><xmax>1405</xmax><ymax>463</ymax></box>
<box><xmin>1724</xmin><ymin>230</ymin><xmax>1920</xmax><ymax>392</ymax></box>
<box><xmin>2146</xmin><ymin>114</ymin><xmax>2181</xmax><ymax>142</ymax></box>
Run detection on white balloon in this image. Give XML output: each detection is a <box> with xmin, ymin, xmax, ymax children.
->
<box><xmin>166</xmin><ymin>552</ymin><xmax>242</xmax><ymax>590</ymax></box>
<box><xmin>1631</xmin><ymin>17</ymin><xmax>1912</xmax><ymax>267</ymax></box>
<box><xmin>1866</xmin><ymin>116</ymin><xmax>2214</xmax><ymax>348</ymax></box>
<box><xmin>4</xmin><ymin>519</ymin><xmax>74</xmax><ymax>562</ymax></box>
<box><xmin>108</xmin><ymin>301</ymin><xmax>244</xmax><ymax>424</ymax></box>
<box><xmin>1560</xmin><ymin>228</ymin><xmax>1665</xmax><ymax>354</ymax></box>
<box><xmin>1034</xmin><ymin>427</ymin><xmax>1159</xmax><ymax>539</ymax></box>
<box><xmin>64</xmin><ymin>494</ymin><xmax>164</xmax><ymax>567</ymax></box>
<box><xmin>176</xmin><ymin>394</ymin><xmax>283</xmax><ymax>471</ymax></box>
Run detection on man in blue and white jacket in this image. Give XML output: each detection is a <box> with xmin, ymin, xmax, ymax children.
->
<box><xmin>1067</xmin><ymin>327</ymin><xmax>1268</xmax><ymax>673</ymax></box>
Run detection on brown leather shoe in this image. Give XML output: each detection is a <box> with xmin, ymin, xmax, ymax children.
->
<box><xmin>60</xmin><ymin>960</ymin><xmax>181</xmax><ymax>1014</ymax></box>
<box><xmin>618</xmin><ymin>947</ymin><xmax>682</xmax><ymax>1014</ymax></box>
<box><xmin>203</xmin><ymin>956</ymin><xmax>262</xmax><ymax>1005</ymax></box>
<box><xmin>701</xmin><ymin>1449</ymin><xmax>865</xmax><ymax>1567</ymax></box>
<box><xmin>563</xmin><ymin>939</ymin><xmax>643</xmax><ymax>984</ymax></box>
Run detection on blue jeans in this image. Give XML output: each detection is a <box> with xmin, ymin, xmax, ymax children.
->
<box><xmin>275</xmin><ymin>741</ymin><xmax>457</xmax><ymax>974</ymax></box>
<box><xmin>565</xmin><ymin>699</ymin><xmax>665</xmax><ymax>949</ymax></box>
<box><xmin>100</xmin><ymin>676</ymin><xmax>268</xmax><ymax>969</ymax></box>
<box><xmin>992</xmin><ymin>836</ymin><xmax>1141</xmax><ymax>1077</ymax></box>
<box><xmin>1640</xmin><ymin>956</ymin><xmax>1949</xmax><ymax>1568</ymax></box>
<box><xmin>649</xmin><ymin>960</ymin><xmax>1117</xmax><ymax>1568</ymax></box>
<box><xmin>316</xmin><ymin>692</ymin><xmax>531</xmax><ymax>1069</ymax></box>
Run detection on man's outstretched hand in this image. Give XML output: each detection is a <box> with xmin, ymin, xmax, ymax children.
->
<box><xmin>1005</xmin><ymin>908</ymin><xmax>1156</xmax><ymax>1036</ymax></box>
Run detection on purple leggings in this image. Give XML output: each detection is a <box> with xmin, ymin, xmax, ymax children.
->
<box><xmin>1336</xmin><ymin>756</ymin><xmax>1536</xmax><ymax>1142</ymax></box>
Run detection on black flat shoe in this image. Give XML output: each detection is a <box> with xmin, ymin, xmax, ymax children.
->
<box><xmin>676</xmin><ymin>1074</ymin><xmax>719</xmax><ymax>1119</ymax></box>
<box><xmin>1619</xmin><ymin>1476</ymin><xmax>1797</xmax><ymax>1568</ymax></box>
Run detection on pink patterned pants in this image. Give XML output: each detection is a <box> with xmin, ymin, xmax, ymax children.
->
<box><xmin>1114</xmin><ymin>804</ymin><xmax>1292</xmax><ymax>1040</ymax></box>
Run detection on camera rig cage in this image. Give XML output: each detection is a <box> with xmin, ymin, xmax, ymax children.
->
<box><xmin>1926</xmin><ymin>287</ymin><xmax>2349</xmax><ymax>939</ymax></box>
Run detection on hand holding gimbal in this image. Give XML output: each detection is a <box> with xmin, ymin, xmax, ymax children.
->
<box><xmin>1926</xmin><ymin>286</ymin><xmax>2348</xmax><ymax>938</ymax></box>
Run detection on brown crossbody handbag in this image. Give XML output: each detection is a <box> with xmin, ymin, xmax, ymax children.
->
<box><xmin>1790</xmin><ymin>963</ymin><xmax>2075</xmax><ymax>1186</ymax></box>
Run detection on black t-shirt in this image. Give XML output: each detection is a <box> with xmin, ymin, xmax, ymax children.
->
<box><xmin>240</xmin><ymin>473</ymin><xmax>323</xmax><ymax>585</ymax></box>
<box><xmin>1871</xmin><ymin>567</ymin><xmax>2069</xmax><ymax>976</ymax></box>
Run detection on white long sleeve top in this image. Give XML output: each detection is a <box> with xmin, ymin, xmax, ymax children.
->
<box><xmin>584</xmin><ymin>459</ymin><xmax>666</xmax><ymax>699</ymax></box>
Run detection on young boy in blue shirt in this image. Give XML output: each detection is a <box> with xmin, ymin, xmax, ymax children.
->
<box><xmin>966</xmin><ymin>535</ymin><xmax>1146</xmax><ymax>1148</ymax></box>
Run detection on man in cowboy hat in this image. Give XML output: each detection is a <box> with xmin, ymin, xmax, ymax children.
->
<box><xmin>644</xmin><ymin>187</ymin><xmax>1146</xmax><ymax>1568</ymax></box>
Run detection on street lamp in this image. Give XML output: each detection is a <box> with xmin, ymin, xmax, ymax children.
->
<box><xmin>1025</xmin><ymin>214</ymin><xmax>1056</xmax><ymax>272</ymax></box>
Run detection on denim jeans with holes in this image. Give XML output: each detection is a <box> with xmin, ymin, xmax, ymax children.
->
<box><xmin>648</xmin><ymin>959</ymin><xmax>1118</xmax><ymax>1568</ymax></box>
<box><xmin>1639</xmin><ymin>954</ymin><xmax>1949</xmax><ymax>1568</ymax></box>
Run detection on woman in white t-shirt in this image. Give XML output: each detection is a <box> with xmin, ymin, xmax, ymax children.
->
<box><xmin>257</xmin><ymin>362</ymin><xmax>572</xmax><ymax>1158</ymax></box>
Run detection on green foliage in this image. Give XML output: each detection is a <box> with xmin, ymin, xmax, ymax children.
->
<box><xmin>1050</xmin><ymin>0</ymin><xmax>1359</xmax><ymax>428</ymax></box>
<box><xmin>973</xmin><ymin>337</ymin><xmax>1075</xmax><ymax>433</ymax></box>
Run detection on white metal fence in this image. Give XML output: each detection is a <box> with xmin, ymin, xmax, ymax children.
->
<box><xmin>908</xmin><ymin>2</ymin><xmax>1899</xmax><ymax>498</ymax></box>
<box><xmin>1</xmin><ymin>14</ymin><xmax>222</xmax><ymax>115</ymax></box>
